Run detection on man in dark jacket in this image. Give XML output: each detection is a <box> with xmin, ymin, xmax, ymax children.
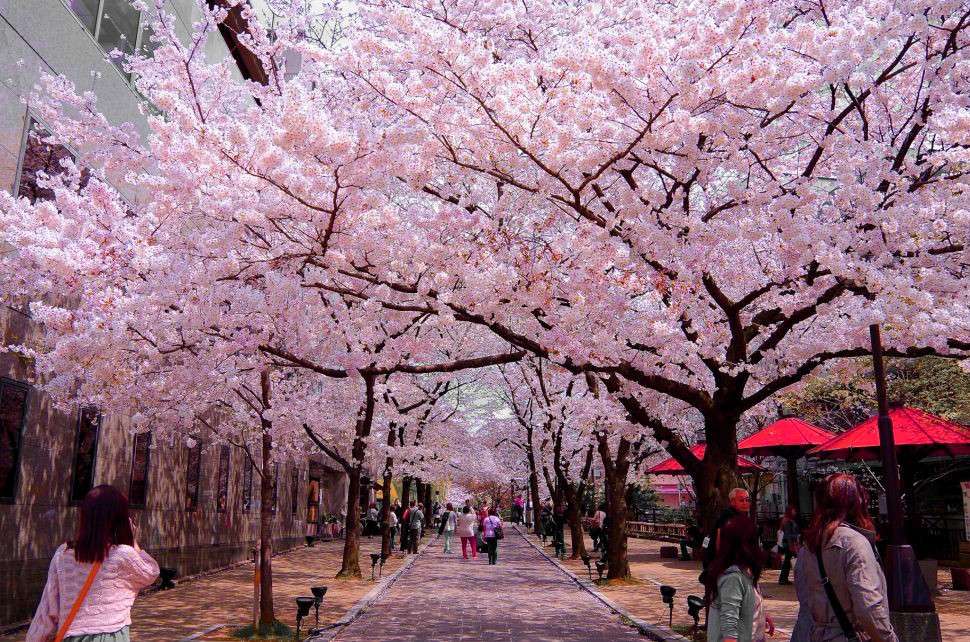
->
<box><xmin>701</xmin><ymin>488</ymin><xmax>750</xmax><ymax>573</ymax></box>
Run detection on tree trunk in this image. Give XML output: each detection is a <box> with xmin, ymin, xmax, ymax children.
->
<box><xmin>380</xmin><ymin>469</ymin><xmax>393</xmax><ymax>558</ymax></box>
<box><xmin>258</xmin><ymin>372</ymin><xmax>275</xmax><ymax>628</ymax></box>
<box><xmin>423</xmin><ymin>483</ymin><xmax>433</xmax><ymax>517</ymax></box>
<box><xmin>338</xmin><ymin>468</ymin><xmax>363</xmax><ymax>577</ymax></box>
<box><xmin>337</xmin><ymin>374</ymin><xmax>377</xmax><ymax>578</ymax></box>
<box><xmin>528</xmin><ymin>465</ymin><xmax>542</xmax><ymax>534</ymax></box>
<box><xmin>603</xmin><ymin>467</ymin><xmax>630</xmax><ymax>579</ymax></box>
<box><xmin>597</xmin><ymin>432</ymin><xmax>631</xmax><ymax>580</ymax></box>
<box><xmin>692</xmin><ymin>415</ymin><xmax>741</xmax><ymax>533</ymax></box>
<box><xmin>565</xmin><ymin>495</ymin><xmax>587</xmax><ymax>559</ymax></box>
<box><xmin>400</xmin><ymin>475</ymin><xmax>412</xmax><ymax>551</ymax></box>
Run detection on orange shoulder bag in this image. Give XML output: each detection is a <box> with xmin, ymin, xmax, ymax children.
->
<box><xmin>54</xmin><ymin>561</ymin><xmax>102</xmax><ymax>642</ymax></box>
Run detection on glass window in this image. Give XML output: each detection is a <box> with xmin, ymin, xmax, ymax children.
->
<box><xmin>67</xmin><ymin>0</ymin><xmax>145</xmax><ymax>77</ymax></box>
<box><xmin>16</xmin><ymin>119</ymin><xmax>88</xmax><ymax>204</ymax></box>
<box><xmin>185</xmin><ymin>442</ymin><xmax>202</xmax><ymax>511</ymax></box>
<box><xmin>68</xmin><ymin>0</ymin><xmax>100</xmax><ymax>34</ymax></box>
<box><xmin>291</xmin><ymin>467</ymin><xmax>299</xmax><ymax>515</ymax></box>
<box><xmin>216</xmin><ymin>445</ymin><xmax>230</xmax><ymax>513</ymax></box>
<box><xmin>97</xmin><ymin>0</ymin><xmax>141</xmax><ymax>61</ymax></box>
<box><xmin>241</xmin><ymin>455</ymin><xmax>253</xmax><ymax>513</ymax></box>
<box><xmin>0</xmin><ymin>379</ymin><xmax>29</xmax><ymax>502</ymax></box>
<box><xmin>70</xmin><ymin>407</ymin><xmax>101</xmax><ymax>503</ymax></box>
<box><xmin>128</xmin><ymin>432</ymin><xmax>151</xmax><ymax>508</ymax></box>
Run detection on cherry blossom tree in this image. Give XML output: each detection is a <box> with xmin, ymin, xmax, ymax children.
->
<box><xmin>329</xmin><ymin>0</ymin><xmax>970</xmax><ymax>527</ymax></box>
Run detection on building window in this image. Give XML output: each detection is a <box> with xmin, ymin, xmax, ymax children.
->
<box><xmin>290</xmin><ymin>467</ymin><xmax>299</xmax><ymax>515</ymax></box>
<box><xmin>216</xmin><ymin>445</ymin><xmax>230</xmax><ymax>513</ymax></box>
<box><xmin>128</xmin><ymin>432</ymin><xmax>151</xmax><ymax>508</ymax></box>
<box><xmin>241</xmin><ymin>455</ymin><xmax>253</xmax><ymax>513</ymax></box>
<box><xmin>16</xmin><ymin>118</ymin><xmax>89</xmax><ymax>203</ymax></box>
<box><xmin>70</xmin><ymin>407</ymin><xmax>101</xmax><ymax>503</ymax></box>
<box><xmin>67</xmin><ymin>0</ymin><xmax>149</xmax><ymax>78</ymax></box>
<box><xmin>185</xmin><ymin>442</ymin><xmax>202</xmax><ymax>511</ymax></box>
<box><xmin>0</xmin><ymin>379</ymin><xmax>29</xmax><ymax>502</ymax></box>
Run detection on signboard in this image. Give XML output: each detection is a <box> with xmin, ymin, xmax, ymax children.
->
<box><xmin>961</xmin><ymin>481</ymin><xmax>970</xmax><ymax>541</ymax></box>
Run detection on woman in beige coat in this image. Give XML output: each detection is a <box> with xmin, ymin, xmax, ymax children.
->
<box><xmin>792</xmin><ymin>473</ymin><xmax>897</xmax><ymax>642</ymax></box>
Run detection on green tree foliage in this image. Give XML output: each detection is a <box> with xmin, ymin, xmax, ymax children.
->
<box><xmin>780</xmin><ymin>357</ymin><xmax>970</xmax><ymax>431</ymax></box>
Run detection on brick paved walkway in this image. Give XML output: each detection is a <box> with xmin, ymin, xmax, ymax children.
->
<box><xmin>332</xmin><ymin>528</ymin><xmax>644</xmax><ymax>641</ymax></box>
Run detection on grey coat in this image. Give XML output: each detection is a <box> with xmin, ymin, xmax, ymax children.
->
<box><xmin>791</xmin><ymin>524</ymin><xmax>898</xmax><ymax>642</ymax></box>
<box><xmin>708</xmin><ymin>566</ymin><xmax>764</xmax><ymax>642</ymax></box>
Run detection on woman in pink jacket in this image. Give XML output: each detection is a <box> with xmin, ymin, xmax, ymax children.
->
<box><xmin>27</xmin><ymin>485</ymin><xmax>159</xmax><ymax>642</ymax></box>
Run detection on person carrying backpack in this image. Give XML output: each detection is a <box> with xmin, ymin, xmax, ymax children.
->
<box><xmin>438</xmin><ymin>503</ymin><xmax>458</xmax><ymax>553</ymax></box>
<box><xmin>408</xmin><ymin>502</ymin><xmax>425</xmax><ymax>554</ymax></box>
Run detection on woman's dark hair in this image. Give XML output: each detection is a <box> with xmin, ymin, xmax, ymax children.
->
<box><xmin>703</xmin><ymin>515</ymin><xmax>765</xmax><ymax>600</ymax></box>
<box><xmin>69</xmin><ymin>485</ymin><xmax>134</xmax><ymax>563</ymax></box>
<box><xmin>446</xmin><ymin>502</ymin><xmax>454</xmax><ymax>511</ymax></box>
<box><xmin>463</xmin><ymin>506</ymin><xmax>471</xmax><ymax>514</ymax></box>
<box><xmin>488</xmin><ymin>507</ymin><xmax>498</xmax><ymax>517</ymax></box>
<box><xmin>805</xmin><ymin>472</ymin><xmax>873</xmax><ymax>554</ymax></box>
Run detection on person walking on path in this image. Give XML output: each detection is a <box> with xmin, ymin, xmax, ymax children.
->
<box><xmin>482</xmin><ymin>508</ymin><xmax>503</xmax><ymax>565</ymax></box>
<box><xmin>387</xmin><ymin>507</ymin><xmax>399</xmax><ymax>551</ymax></box>
<box><xmin>704</xmin><ymin>515</ymin><xmax>774</xmax><ymax>642</ymax></box>
<box><xmin>591</xmin><ymin>504</ymin><xmax>607</xmax><ymax>552</ymax></box>
<box><xmin>456</xmin><ymin>506</ymin><xmax>479</xmax><ymax>559</ymax></box>
<box><xmin>791</xmin><ymin>473</ymin><xmax>898</xmax><ymax>642</ymax></box>
<box><xmin>400</xmin><ymin>503</ymin><xmax>411</xmax><ymax>552</ymax></box>
<box><xmin>27</xmin><ymin>485</ymin><xmax>160</xmax><ymax>642</ymax></box>
<box><xmin>408</xmin><ymin>502</ymin><xmax>425</xmax><ymax>555</ymax></box>
<box><xmin>776</xmin><ymin>505</ymin><xmax>800</xmax><ymax>585</ymax></box>
<box><xmin>438</xmin><ymin>503</ymin><xmax>458</xmax><ymax>553</ymax></box>
<box><xmin>702</xmin><ymin>488</ymin><xmax>750</xmax><ymax>581</ymax></box>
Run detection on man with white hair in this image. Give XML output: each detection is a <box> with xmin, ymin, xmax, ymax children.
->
<box><xmin>701</xmin><ymin>487</ymin><xmax>751</xmax><ymax>575</ymax></box>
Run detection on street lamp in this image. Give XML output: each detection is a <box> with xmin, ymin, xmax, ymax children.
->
<box><xmin>869</xmin><ymin>325</ymin><xmax>940</xmax><ymax>641</ymax></box>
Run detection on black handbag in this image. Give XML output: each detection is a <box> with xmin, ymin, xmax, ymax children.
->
<box><xmin>816</xmin><ymin>551</ymin><xmax>861</xmax><ymax>642</ymax></box>
<box><xmin>494</xmin><ymin>522</ymin><xmax>504</xmax><ymax>540</ymax></box>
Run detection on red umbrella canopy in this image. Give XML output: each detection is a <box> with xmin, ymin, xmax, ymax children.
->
<box><xmin>809</xmin><ymin>406</ymin><xmax>970</xmax><ymax>461</ymax></box>
<box><xmin>738</xmin><ymin>418</ymin><xmax>836</xmax><ymax>458</ymax></box>
<box><xmin>647</xmin><ymin>444</ymin><xmax>767</xmax><ymax>476</ymax></box>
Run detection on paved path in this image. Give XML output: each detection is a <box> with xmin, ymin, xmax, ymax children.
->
<box><xmin>333</xmin><ymin>528</ymin><xmax>645</xmax><ymax>641</ymax></box>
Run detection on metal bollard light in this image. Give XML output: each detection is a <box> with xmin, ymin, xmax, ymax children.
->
<box><xmin>369</xmin><ymin>553</ymin><xmax>382</xmax><ymax>581</ymax></box>
<box><xmin>687</xmin><ymin>595</ymin><xmax>704</xmax><ymax>630</ymax></box>
<box><xmin>581</xmin><ymin>554</ymin><xmax>593</xmax><ymax>581</ymax></box>
<box><xmin>660</xmin><ymin>585</ymin><xmax>677</xmax><ymax>627</ymax></box>
<box><xmin>310</xmin><ymin>586</ymin><xmax>328</xmax><ymax>629</ymax></box>
<box><xmin>295</xmin><ymin>596</ymin><xmax>315</xmax><ymax>638</ymax></box>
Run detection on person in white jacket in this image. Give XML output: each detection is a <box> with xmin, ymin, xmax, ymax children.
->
<box><xmin>456</xmin><ymin>506</ymin><xmax>479</xmax><ymax>559</ymax></box>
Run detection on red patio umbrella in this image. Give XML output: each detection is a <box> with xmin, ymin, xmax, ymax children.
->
<box><xmin>738</xmin><ymin>418</ymin><xmax>835</xmax><ymax>514</ymax></box>
<box><xmin>647</xmin><ymin>444</ymin><xmax>766</xmax><ymax>475</ymax></box>
<box><xmin>809</xmin><ymin>406</ymin><xmax>970</xmax><ymax>461</ymax></box>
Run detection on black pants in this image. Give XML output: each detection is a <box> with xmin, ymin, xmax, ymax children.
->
<box><xmin>779</xmin><ymin>546</ymin><xmax>794</xmax><ymax>583</ymax></box>
<box><xmin>486</xmin><ymin>536</ymin><xmax>499</xmax><ymax>564</ymax></box>
<box><xmin>400</xmin><ymin>526</ymin><xmax>409</xmax><ymax>551</ymax></box>
<box><xmin>679</xmin><ymin>538</ymin><xmax>692</xmax><ymax>560</ymax></box>
<box><xmin>409</xmin><ymin>528</ymin><xmax>421</xmax><ymax>554</ymax></box>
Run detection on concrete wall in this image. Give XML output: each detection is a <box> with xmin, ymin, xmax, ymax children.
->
<box><xmin>0</xmin><ymin>1</ymin><xmax>350</xmax><ymax>627</ymax></box>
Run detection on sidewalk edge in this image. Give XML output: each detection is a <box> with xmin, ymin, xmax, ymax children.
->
<box><xmin>513</xmin><ymin>525</ymin><xmax>692</xmax><ymax>642</ymax></box>
<box><xmin>305</xmin><ymin>535</ymin><xmax>440</xmax><ymax>642</ymax></box>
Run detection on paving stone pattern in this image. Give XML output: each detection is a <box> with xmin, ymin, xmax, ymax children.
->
<box><xmin>334</xmin><ymin>528</ymin><xmax>645</xmax><ymax>642</ymax></box>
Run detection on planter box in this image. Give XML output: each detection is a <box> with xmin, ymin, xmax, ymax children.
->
<box><xmin>951</xmin><ymin>567</ymin><xmax>970</xmax><ymax>591</ymax></box>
